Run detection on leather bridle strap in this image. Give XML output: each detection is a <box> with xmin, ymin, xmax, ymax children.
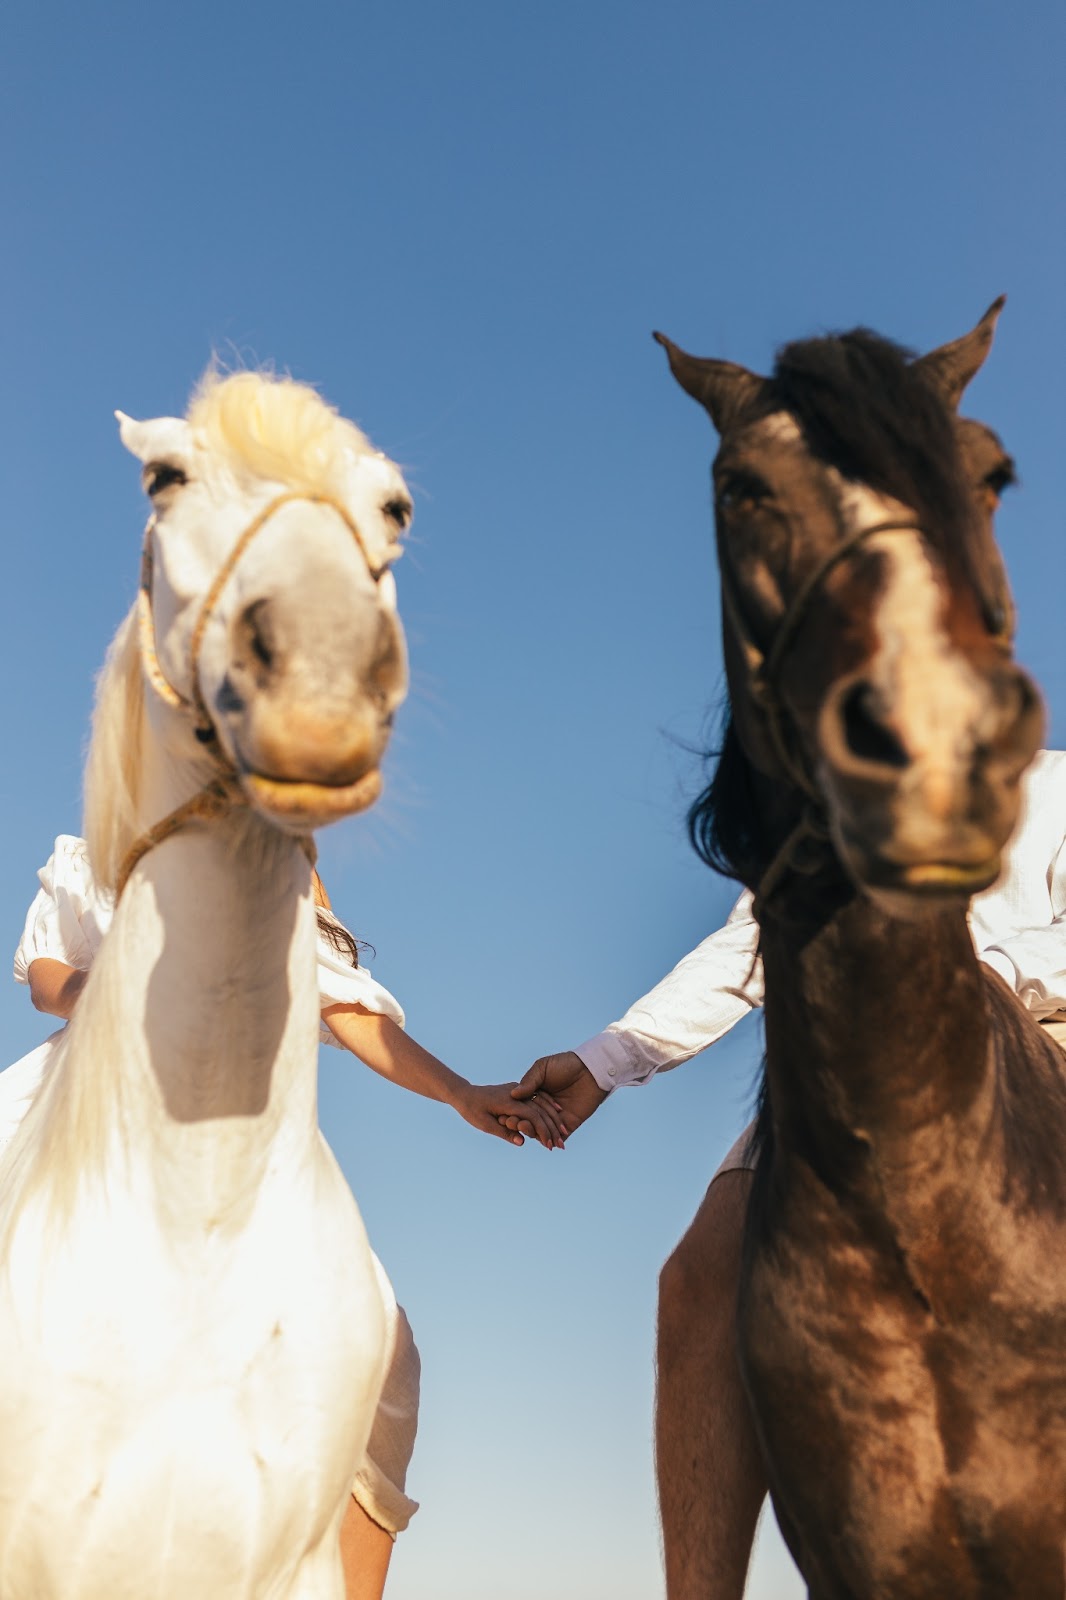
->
<box><xmin>727</xmin><ymin>517</ymin><xmax>922</xmax><ymax>916</ymax></box>
<box><xmin>726</xmin><ymin>517</ymin><xmax>925</xmax><ymax>802</ymax></box>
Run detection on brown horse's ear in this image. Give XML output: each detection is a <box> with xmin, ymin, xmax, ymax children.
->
<box><xmin>913</xmin><ymin>296</ymin><xmax>1006</xmax><ymax>410</ymax></box>
<box><xmin>653</xmin><ymin>332</ymin><xmax>767</xmax><ymax>434</ymax></box>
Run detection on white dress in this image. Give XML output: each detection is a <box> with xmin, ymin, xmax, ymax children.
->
<box><xmin>9</xmin><ymin>835</ymin><xmax>419</xmax><ymax>1536</ymax></box>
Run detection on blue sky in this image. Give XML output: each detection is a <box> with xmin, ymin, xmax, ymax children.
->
<box><xmin>2</xmin><ymin>3</ymin><xmax>1063</xmax><ymax>1595</ymax></box>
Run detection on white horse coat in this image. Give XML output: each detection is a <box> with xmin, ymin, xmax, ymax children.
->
<box><xmin>0</xmin><ymin>371</ymin><xmax>413</xmax><ymax>1598</ymax></box>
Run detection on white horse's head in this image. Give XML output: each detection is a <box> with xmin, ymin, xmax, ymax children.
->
<box><xmin>116</xmin><ymin>371</ymin><xmax>410</xmax><ymax>835</ymax></box>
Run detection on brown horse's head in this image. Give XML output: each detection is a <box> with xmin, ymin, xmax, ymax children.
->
<box><xmin>657</xmin><ymin>301</ymin><xmax>1043</xmax><ymax>912</ymax></box>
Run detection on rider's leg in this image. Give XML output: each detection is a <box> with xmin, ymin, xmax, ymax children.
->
<box><xmin>656</xmin><ymin>1165</ymin><xmax>766</xmax><ymax>1600</ymax></box>
<box><xmin>344</xmin><ymin>1304</ymin><xmax>421</xmax><ymax>1600</ymax></box>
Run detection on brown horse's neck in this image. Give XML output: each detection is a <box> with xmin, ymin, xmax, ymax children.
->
<box><xmin>757</xmin><ymin>883</ymin><xmax>991</xmax><ymax>1182</ymax></box>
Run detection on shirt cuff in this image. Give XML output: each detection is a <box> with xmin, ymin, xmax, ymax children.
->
<box><xmin>979</xmin><ymin>947</ymin><xmax>1016</xmax><ymax>989</ymax></box>
<box><xmin>573</xmin><ymin>1030</ymin><xmax>650</xmax><ymax>1093</ymax></box>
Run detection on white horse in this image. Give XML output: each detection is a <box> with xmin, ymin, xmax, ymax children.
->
<box><xmin>0</xmin><ymin>371</ymin><xmax>413</xmax><ymax>1598</ymax></box>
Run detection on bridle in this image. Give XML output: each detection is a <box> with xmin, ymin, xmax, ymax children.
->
<box><xmin>729</xmin><ymin>509</ymin><xmax>1014</xmax><ymax>919</ymax></box>
<box><xmin>117</xmin><ymin>489</ymin><xmax>386</xmax><ymax>898</ymax></box>
<box><xmin>727</xmin><ymin>515</ymin><xmax>924</xmax><ymax>804</ymax></box>
<box><xmin>724</xmin><ymin>514</ymin><xmax>924</xmax><ymax>920</ymax></box>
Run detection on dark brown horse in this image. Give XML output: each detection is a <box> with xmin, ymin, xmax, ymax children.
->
<box><xmin>657</xmin><ymin>302</ymin><xmax>1066</xmax><ymax>1597</ymax></box>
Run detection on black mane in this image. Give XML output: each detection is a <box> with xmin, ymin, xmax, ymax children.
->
<box><xmin>687</xmin><ymin>707</ymin><xmax>763</xmax><ymax>884</ymax></box>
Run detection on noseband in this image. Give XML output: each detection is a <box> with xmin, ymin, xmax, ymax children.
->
<box><xmin>118</xmin><ymin>490</ymin><xmax>385</xmax><ymax>898</ymax></box>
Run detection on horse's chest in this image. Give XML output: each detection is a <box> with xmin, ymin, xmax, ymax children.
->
<box><xmin>742</xmin><ymin>1201</ymin><xmax>1066</xmax><ymax>1597</ymax></box>
<box><xmin>0</xmin><ymin>1173</ymin><xmax>388</xmax><ymax>1598</ymax></box>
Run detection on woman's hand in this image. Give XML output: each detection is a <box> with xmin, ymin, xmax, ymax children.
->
<box><xmin>503</xmin><ymin>1051</ymin><xmax>608</xmax><ymax>1139</ymax></box>
<box><xmin>453</xmin><ymin>1081</ymin><xmax>568</xmax><ymax>1150</ymax></box>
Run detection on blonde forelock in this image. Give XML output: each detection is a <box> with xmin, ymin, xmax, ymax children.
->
<box><xmin>187</xmin><ymin>368</ymin><xmax>374</xmax><ymax>497</ymax></box>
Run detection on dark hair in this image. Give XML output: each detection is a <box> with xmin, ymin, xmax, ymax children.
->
<box><xmin>687</xmin><ymin>706</ymin><xmax>768</xmax><ymax>890</ymax></box>
<box><xmin>315</xmin><ymin>909</ymin><xmax>373</xmax><ymax>969</ymax></box>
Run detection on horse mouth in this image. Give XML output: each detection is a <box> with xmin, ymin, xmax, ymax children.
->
<box><xmin>854</xmin><ymin>851</ymin><xmax>1002</xmax><ymax>902</ymax></box>
<box><xmin>241</xmin><ymin>767</ymin><xmax>383</xmax><ymax>831</ymax></box>
<box><xmin>894</xmin><ymin>858</ymin><xmax>1001</xmax><ymax>892</ymax></box>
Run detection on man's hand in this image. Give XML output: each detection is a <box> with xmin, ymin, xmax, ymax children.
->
<box><xmin>502</xmin><ymin>1051</ymin><xmax>608</xmax><ymax>1140</ymax></box>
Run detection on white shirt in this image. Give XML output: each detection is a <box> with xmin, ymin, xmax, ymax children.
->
<box><xmin>13</xmin><ymin>835</ymin><xmax>405</xmax><ymax>1045</ymax></box>
<box><xmin>577</xmin><ymin>750</ymin><xmax>1066</xmax><ymax>1093</ymax></box>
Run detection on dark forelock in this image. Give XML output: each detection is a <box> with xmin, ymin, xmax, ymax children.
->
<box><xmin>768</xmin><ymin>329</ymin><xmax>972</xmax><ymax>553</ymax></box>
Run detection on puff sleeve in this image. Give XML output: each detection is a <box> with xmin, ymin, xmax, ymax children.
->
<box><xmin>316</xmin><ymin>912</ymin><xmax>405</xmax><ymax>1046</ymax></box>
<box><xmin>13</xmin><ymin>836</ymin><xmax>96</xmax><ymax>984</ymax></box>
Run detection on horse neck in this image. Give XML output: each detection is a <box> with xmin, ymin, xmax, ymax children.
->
<box><xmin>44</xmin><ymin>737</ymin><xmax>321</xmax><ymax>1231</ymax></box>
<box><xmin>757</xmin><ymin>884</ymin><xmax>992</xmax><ymax>1177</ymax></box>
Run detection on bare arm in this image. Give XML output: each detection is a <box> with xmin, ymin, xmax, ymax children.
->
<box><xmin>321</xmin><ymin>1003</ymin><xmax>566</xmax><ymax>1149</ymax></box>
<box><xmin>27</xmin><ymin>958</ymin><xmax>88</xmax><ymax>1021</ymax></box>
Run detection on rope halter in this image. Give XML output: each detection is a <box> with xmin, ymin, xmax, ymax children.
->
<box><xmin>119</xmin><ymin>489</ymin><xmax>387</xmax><ymax>897</ymax></box>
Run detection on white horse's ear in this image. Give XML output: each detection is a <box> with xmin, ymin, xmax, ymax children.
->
<box><xmin>115</xmin><ymin>411</ymin><xmax>191</xmax><ymax>464</ymax></box>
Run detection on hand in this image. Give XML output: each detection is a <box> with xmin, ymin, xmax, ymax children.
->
<box><xmin>453</xmin><ymin>1081</ymin><xmax>568</xmax><ymax>1150</ymax></box>
<box><xmin>503</xmin><ymin>1051</ymin><xmax>608</xmax><ymax>1140</ymax></box>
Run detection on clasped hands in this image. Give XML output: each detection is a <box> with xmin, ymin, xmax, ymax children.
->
<box><xmin>464</xmin><ymin>1050</ymin><xmax>609</xmax><ymax>1151</ymax></box>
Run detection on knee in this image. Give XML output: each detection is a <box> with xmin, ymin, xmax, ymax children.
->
<box><xmin>658</xmin><ymin>1174</ymin><xmax>750</xmax><ymax>1344</ymax></box>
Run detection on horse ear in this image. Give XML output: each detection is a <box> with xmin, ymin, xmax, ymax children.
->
<box><xmin>653</xmin><ymin>332</ymin><xmax>767</xmax><ymax>434</ymax></box>
<box><xmin>913</xmin><ymin>296</ymin><xmax>1006</xmax><ymax>410</ymax></box>
<box><xmin>116</xmin><ymin>411</ymin><xmax>192</xmax><ymax>465</ymax></box>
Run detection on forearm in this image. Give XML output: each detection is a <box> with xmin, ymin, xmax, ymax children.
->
<box><xmin>27</xmin><ymin>958</ymin><xmax>88</xmax><ymax>1020</ymax></box>
<box><xmin>321</xmin><ymin>1003</ymin><xmax>470</xmax><ymax>1107</ymax></box>
<box><xmin>579</xmin><ymin>906</ymin><xmax>764</xmax><ymax>1091</ymax></box>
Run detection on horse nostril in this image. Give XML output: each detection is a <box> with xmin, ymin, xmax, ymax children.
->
<box><xmin>235</xmin><ymin>599</ymin><xmax>278</xmax><ymax>680</ymax></box>
<box><xmin>840</xmin><ymin>682</ymin><xmax>909</xmax><ymax>770</ymax></box>
<box><xmin>369</xmin><ymin>614</ymin><xmax>406</xmax><ymax>710</ymax></box>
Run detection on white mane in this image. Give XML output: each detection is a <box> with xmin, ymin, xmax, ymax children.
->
<box><xmin>82</xmin><ymin>607</ymin><xmax>145</xmax><ymax>894</ymax></box>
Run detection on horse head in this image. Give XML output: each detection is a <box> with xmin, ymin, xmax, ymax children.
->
<box><xmin>656</xmin><ymin>301</ymin><xmax>1043</xmax><ymax>914</ymax></box>
<box><xmin>116</xmin><ymin>371</ymin><xmax>410</xmax><ymax>838</ymax></box>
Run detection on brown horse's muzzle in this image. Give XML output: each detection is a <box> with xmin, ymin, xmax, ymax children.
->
<box><xmin>816</xmin><ymin>657</ymin><xmax>1044</xmax><ymax>907</ymax></box>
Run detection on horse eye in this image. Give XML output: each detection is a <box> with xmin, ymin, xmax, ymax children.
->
<box><xmin>983</xmin><ymin>598</ymin><xmax>1011</xmax><ymax>639</ymax></box>
<box><xmin>716</xmin><ymin>472</ymin><xmax>770</xmax><ymax>513</ymax></box>
<box><xmin>982</xmin><ymin>461</ymin><xmax>1017</xmax><ymax>503</ymax></box>
<box><xmin>382</xmin><ymin>497</ymin><xmax>412</xmax><ymax>532</ymax></box>
<box><xmin>145</xmin><ymin>461</ymin><xmax>188</xmax><ymax>497</ymax></box>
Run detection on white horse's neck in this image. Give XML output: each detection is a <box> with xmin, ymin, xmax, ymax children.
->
<box><xmin>36</xmin><ymin>729</ymin><xmax>321</xmax><ymax>1237</ymax></box>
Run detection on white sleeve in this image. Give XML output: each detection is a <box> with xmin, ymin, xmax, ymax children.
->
<box><xmin>13</xmin><ymin>836</ymin><xmax>95</xmax><ymax>984</ymax></box>
<box><xmin>316</xmin><ymin>914</ymin><xmax>405</xmax><ymax>1048</ymax></box>
<box><xmin>977</xmin><ymin>831</ymin><xmax>1066</xmax><ymax>1019</ymax></box>
<box><xmin>574</xmin><ymin>890</ymin><xmax>764</xmax><ymax>1092</ymax></box>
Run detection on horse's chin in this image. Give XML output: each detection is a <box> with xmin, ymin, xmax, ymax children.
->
<box><xmin>848</xmin><ymin>851</ymin><xmax>1002</xmax><ymax>921</ymax></box>
<box><xmin>241</xmin><ymin>768</ymin><xmax>383</xmax><ymax>833</ymax></box>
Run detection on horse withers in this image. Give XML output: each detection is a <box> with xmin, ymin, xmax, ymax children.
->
<box><xmin>658</xmin><ymin>302</ymin><xmax>1066</xmax><ymax>1597</ymax></box>
<box><xmin>0</xmin><ymin>371</ymin><xmax>412</xmax><ymax>1599</ymax></box>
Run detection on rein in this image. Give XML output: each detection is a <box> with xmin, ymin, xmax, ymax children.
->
<box><xmin>119</xmin><ymin>490</ymin><xmax>382</xmax><ymax>898</ymax></box>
